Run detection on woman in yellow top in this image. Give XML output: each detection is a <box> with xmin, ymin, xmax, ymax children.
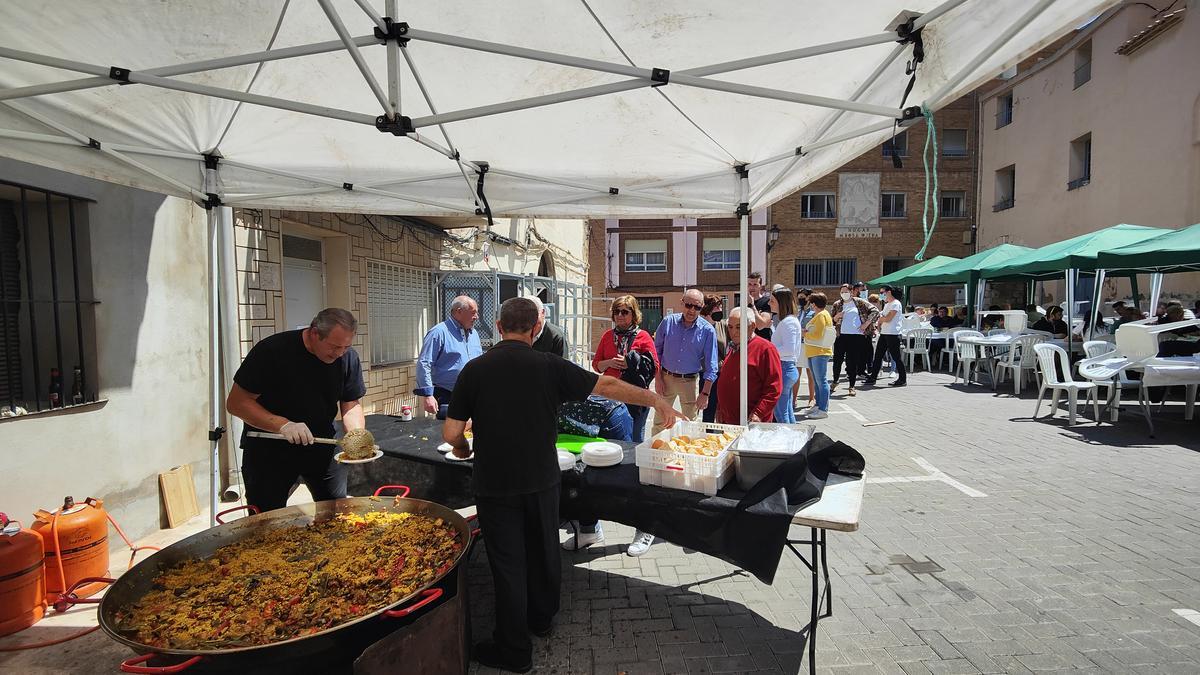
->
<box><xmin>801</xmin><ymin>292</ymin><xmax>833</xmax><ymax>419</ymax></box>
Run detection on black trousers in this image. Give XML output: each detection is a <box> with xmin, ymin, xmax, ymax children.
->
<box><xmin>869</xmin><ymin>334</ymin><xmax>907</xmax><ymax>383</ymax></box>
<box><xmin>477</xmin><ymin>484</ymin><xmax>561</xmax><ymax>661</ymax></box>
<box><xmin>434</xmin><ymin>385</ymin><xmax>453</xmax><ymax>420</ymax></box>
<box><xmin>842</xmin><ymin>334</ymin><xmax>871</xmax><ymax>388</ymax></box>
<box><xmin>241</xmin><ymin>442</ymin><xmax>347</xmax><ymax>512</ymax></box>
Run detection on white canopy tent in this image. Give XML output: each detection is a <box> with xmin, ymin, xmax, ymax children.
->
<box><xmin>0</xmin><ymin>0</ymin><xmax>1112</xmax><ymax>521</ymax></box>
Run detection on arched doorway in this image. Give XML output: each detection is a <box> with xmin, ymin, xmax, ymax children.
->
<box><xmin>536</xmin><ymin>251</ymin><xmax>555</xmax><ymax>303</ymax></box>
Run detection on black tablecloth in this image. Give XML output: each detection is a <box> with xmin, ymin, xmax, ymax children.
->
<box><xmin>343</xmin><ymin>416</ymin><xmax>864</xmax><ymax>584</ymax></box>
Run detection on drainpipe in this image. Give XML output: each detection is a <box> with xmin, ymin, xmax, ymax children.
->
<box><xmin>217</xmin><ymin>206</ymin><xmax>243</xmax><ymax>502</ymax></box>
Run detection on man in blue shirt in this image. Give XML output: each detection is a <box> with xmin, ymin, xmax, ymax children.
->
<box><xmin>651</xmin><ymin>288</ymin><xmax>719</xmax><ymax>436</ymax></box>
<box><xmin>415</xmin><ymin>295</ymin><xmax>483</xmax><ymax>418</ymax></box>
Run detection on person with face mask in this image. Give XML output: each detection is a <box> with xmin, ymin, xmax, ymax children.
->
<box><xmin>795</xmin><ymin>289</ymin><xmax>816</xmax><ymax>410</ymax></box>
<box><xmin>864</xmin><ymin>285</ymin><xmax>907</xmax><ymax>387</ymax></box>
<box><xmin>830</xmin><ymin>283</ymin><xmax>879</xmax><ymax>397</ymax></box>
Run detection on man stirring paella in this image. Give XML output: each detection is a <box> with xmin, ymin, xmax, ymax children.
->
<box><xmin>443</xmin><ymin>297</ymin><xmax>678</xmax><ymax>673</ymax></box>
<box><xmin>226</xmin><ymin>307</ymin><xmax>367</xmax><ymax>511</ymax></box>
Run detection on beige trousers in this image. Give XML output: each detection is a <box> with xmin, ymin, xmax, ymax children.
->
<box><xmin>651</xmin><ymin>374</ymin><xmax>699</xmax><ymax>436</ymax></box>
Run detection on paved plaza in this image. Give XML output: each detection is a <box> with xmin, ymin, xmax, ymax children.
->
<box><xmin>466</xmin><ymin>369</ymin><xmax>1200</xmax><ymax>674</ymax></box>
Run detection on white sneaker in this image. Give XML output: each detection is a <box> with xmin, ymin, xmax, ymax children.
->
<box><xmin>805</xmin><ymin>410</ymin><xmax>828</xmax><ymax>419</ymax></box>
<box><xmin>562</xmin><ymin>523</ymin><xmax>604</xmax><ymax>551</ymax></box>
<box><xmin>627</xmin><ymin>531</ymin><xmax>655</xmax><ymax>557</ymax></box>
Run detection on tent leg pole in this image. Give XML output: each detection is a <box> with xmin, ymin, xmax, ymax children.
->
<box><xmin>1130</xmin><ymin>275</ymin><xmax>1141</xmax><ymax>315</ymax></box>
<box><xmin>1149</xmin><ymin>273</ymin><xmax>1164</xmax><ymax>317</ymax></box>
<box><xmin>1089</xmin><ymin>269</ymin><xmax>1105</xmax><ymax>340</ymax></box>
<box><xmin>207</xmin><ymin>206</ymin><xmax>222</xmax><ymax>526</ymax></box>
<box><xmin>739</xmin><ymin>173</ymin><xmax>750</xmax><ymax>427</ymax></box>
<box><xmin>1065</xmin><ymin>269</ymin><xmax>1075</xmax><ymax>357</ymax></box>
<box><xmin>217</xmin><ymin>206</ymin><xmax>243</xmax><ymax>502</ymax></box>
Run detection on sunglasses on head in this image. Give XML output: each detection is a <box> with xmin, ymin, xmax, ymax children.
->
<box><xmin>612</xmin><ymin>308</ymin><xmax>632</xmax><ymax>316</ymax></box>
<box><xmin>683</xmin><ymin>302</ymin><xmax>704</xmax><ymax>311</ymax></box>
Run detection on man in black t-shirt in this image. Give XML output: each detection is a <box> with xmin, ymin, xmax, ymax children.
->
<box><xmin>444</xmin><ymin>298</ymin><xmax>676</xmax><ymax>673</ymax></box>
<box><xmin>747</xmin><ymin>271</ymin><xmax>774</xmax><ymax>339</ymax></box>
<box><xmin>227</xmin><ymin>308</ymin><xmax>367</xmax><ymax>511</ymax></box>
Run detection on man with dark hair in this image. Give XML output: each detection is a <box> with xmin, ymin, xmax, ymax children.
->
<box><xmin>746</xmin><ymin>272</ymin><xmax>774</xmax><ymax>339</ymax></box>
<box><xmin>226</xmin><ymin>307</ymin><xmax>367</xmax><ymax>511</ymax></box>
<box><xmin>864</xmin><ymin>285</ymin><xmax>907</xmax><ymax>387</ymax></box>
<box><xmin>444</xmin><ymin>297</ymin><xmax>677</xmax><ymax>673</ymax></box>
<box><xmin>830</xmin><ymin>282</ymin><xmax>878</xmax><ymax>396</ymax></box>
<box><xmin>1032</xmin><ymin>306</ymin><xmax>1068</xmax><ymax>338</ymax></box>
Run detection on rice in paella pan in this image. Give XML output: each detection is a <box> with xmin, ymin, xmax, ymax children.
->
<box><xmin>115</xmin><ymin>511</ymin><xmax>462</xmax><ymax>649</ymax></box>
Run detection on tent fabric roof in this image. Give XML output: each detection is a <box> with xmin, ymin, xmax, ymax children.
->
<box><xmin>901</xmin><ymin>243</ymin><xmax>1032</xmax><ymax>285</ymax></box>
<box><xmin>1095</xmin><ymin>222</ymin><xmax>1200</xmax><ymax>274</ymax></box>
<box><xmin>979</xmin><ymin>224</ymin><xmax>1174</xmax><ymax>281</ymax></box>
<box><xmin>868</xmin><ymin>255</ymin><xmax>959</xmax><ymax>286</ymax></box>
<box><xmin>0</xmin><ymin>0</ymin><xmax>1114</xmax><ymax>218</ymax></box>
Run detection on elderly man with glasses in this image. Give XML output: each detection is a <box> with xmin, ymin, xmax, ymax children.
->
<box><xmin>651</xmin><ymin>288</ymin><xmax>719</xmax><ymax>436</ymax></box>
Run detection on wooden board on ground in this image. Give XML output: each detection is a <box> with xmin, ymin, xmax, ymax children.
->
<box><xmin>159</xmin><ymin>464</ymin><xmax>199</xmax><ymax>528</ymax></box>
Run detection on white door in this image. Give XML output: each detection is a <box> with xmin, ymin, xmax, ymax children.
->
<box><xmin>282</xmin><ymin>235</ymin><xmax>325</xmax><ymax>330</ymax></box>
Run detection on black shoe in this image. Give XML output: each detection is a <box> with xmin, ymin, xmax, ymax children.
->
<box><xmin>474</xmin><ymin>641</ymin><xmax>532</xmax><ymax>673</ymax></box>
<box><xmin>889</xmin><ymin>380</ymin><xmax>907</xmax><ymax>387</ymax></box>
<box><xmin>530</xmin><ymin>621</ymin><xmax>553</xmax><ymax>638</ymax></box>
<box><xmin>862</xmin><ymin>378</ymin><xmax>877</xmax><ymax>386</ymax></box>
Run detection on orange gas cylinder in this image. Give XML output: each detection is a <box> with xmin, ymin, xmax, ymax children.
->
<box><xmin>0</xmin><ymin>513</ymin><xmax>47</xmax><ymax>637</ymax></box>
<box><xmin>31</xmin><ymin>497</ymin><xmax>110</xmax><ymax>604</ymax></box>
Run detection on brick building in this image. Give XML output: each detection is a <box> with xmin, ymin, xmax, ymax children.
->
<box><xmin>767</xmin><ymin>93</ymin><xmax>980</xmax><ymax>305</ymax></box>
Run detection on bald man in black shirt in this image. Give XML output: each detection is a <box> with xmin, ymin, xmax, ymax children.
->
<box><xmin>444</xmin><ymin>297</ymin><xmax>676</xmax><ymax>673</ymax></box>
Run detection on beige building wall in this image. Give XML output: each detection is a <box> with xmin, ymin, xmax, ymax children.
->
<box><xmin>231</xmin><ymin>209</ymin><xmax>442</xmax><ymax>417</ymax></box>
<box><xmin>977</xmin><ymin>5</ymin><xmax>1200</xmax><ymax>304</ymax></box>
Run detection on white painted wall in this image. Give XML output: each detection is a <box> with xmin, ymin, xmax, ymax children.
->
<box><xmin>0</xmin><ymin>158</ymin><xmax>210</xmax><ymax>550</ymax></box>
<box><xmin>440</xmin><ymin>218</ymin><xmax>588</xmax><ymax>286</ymax></box>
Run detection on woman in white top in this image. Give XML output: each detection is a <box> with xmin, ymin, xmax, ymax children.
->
<box><xmin>769</xmin><ymin>288</ymin><xmax>802</xmax><ymax>423</ymax></box>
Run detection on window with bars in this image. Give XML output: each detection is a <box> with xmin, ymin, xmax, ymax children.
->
<box><xmin>637</xmin><ymin>296</ymin><xmax>664</xmax><ymax>335</ymax></box>
<box><xmin>701</xmin><ymin>237</ymin><xmax>740</xmax><ymax>270</ymax></box>
<box><xmin>882</xmin><ymin>131</ymin><xmax>908</xmax><ymax>157</ymax></box>
<box><xmin>1068</xmin><ymin>133</ymin><xmax>1092</xmax><ymax>190</ymax></box>
<box><xmin>942</xmin><ymin>129</ymin><xmax>968</xmax><ymax>157</ymax></box>
<box><xmin>1074</xmin><ymin>40</ymin><xmax>1092</xmax><ymax>89</ymax></box>
<box><xmin>800</xmin><ymin>193</ymin><xmax>836</xmax><ymax>219</ymax></box>
<box><xmin>996</xmin><ymin>92</ymin><xmax>1014</xmax><ymax>128</ymax></box>
<box><xmin>881</xmin><ymin>192</ymin><xmax>906</xmax><ymax>218</ymax></box>
<box><xmin>366</xmin><ymin>260</ymin><xmax>435</xmax><ymax>366</ymax></box>
<box><xmin>882</xmin><ymin>257</ymin><xmax>912</xmax><ymax>276</ymax></box>
<box><xmin>994</xmin><ymin>165</ymin><xmax>1016</xmax><ymax>211</ymax></box>
<box><xmin>940</xmin><ymin>191</ymin><xmax>967</xmax><ymax>218</ymax></box>
<box><xmin>794</xmin><ymin>258</ymin><xmax>856</xmax><ymax>287</ymax></box>
<box><xmin>0</xmin><ymin>181</ymin><xmax>99</xmax><ymax>415</ymax></box>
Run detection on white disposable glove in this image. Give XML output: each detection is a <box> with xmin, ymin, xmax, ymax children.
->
<box><xmin>279</xmin><ymin>421</ymin><xmax>315</xmax><ymax>445</ymax></box>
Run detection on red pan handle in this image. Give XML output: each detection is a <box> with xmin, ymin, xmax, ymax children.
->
<box><xmin>214</xmin><ymin>505</ymin><xmax>259</xmax><ymax>524</ymax></box>
<box><xmin>372</xmin><ymin>485</ymin><xmax>411</xmax><ymax>498</ymax></box>
<box><xmin>120</xmin><ymin>654</ymin><xmax>204</xmax><ymax>674</ymax></box>
<box><xmin>382</xmin><ymin>587</ymin><xmax>443</xmax><ymax>619</ymax></box>
<box><xmin>465</xmin><ymin>513</ymin><xmax>481</xmax><ymax>538</ymax></box>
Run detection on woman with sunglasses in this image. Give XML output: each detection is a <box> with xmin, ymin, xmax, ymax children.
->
<box><xmin>591</xmin><ymin>295</ymin><xmax>660</xmax><ymax>442</ymax></box>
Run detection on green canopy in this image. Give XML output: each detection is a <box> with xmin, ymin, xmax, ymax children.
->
<box><xmin>980</xmin><ymin>223</ymin><xmax>1173</xmax><ymax>280</ymax></box>
<box><xmin>867</xmin><ymin>255</ymin><xmax>959</xmax><ymax>287</ymax></box>
<box><xmin>901</xmin><ymin>243</ymin><xmax>1032</xmax><ymax>286</ymax></box>
<box><xmin>1095</xmin><ymin>222</ymin><xmax>1200</xmax><ymax>274</ymax></box>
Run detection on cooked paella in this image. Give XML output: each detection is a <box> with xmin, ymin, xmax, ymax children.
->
<box><xmin>115</xmin><ymin>510</ymin><xmax>462</xmax><ymax>649</ymax></box>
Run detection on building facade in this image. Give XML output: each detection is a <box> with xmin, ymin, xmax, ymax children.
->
<box><xmin>976</xmin><ymin>4</ymin><xmax>1199</xmax><ymax>305</ymax></box>
<box><xmin>768</xmin><ymin>93</ymin><xmax>980</xmax><ymax>305</ymax></box>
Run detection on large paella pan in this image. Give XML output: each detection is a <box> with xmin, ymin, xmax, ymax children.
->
<box><xmin>98</xmin><ymin>489</ymin><xmax>476</xmax><ymax>673</ymax></box>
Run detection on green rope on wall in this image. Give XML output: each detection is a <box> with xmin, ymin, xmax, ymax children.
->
<box><xmin>915</xmin><ymin>105</ymin><xmax>939</xmax><ymax>261</ymax></box>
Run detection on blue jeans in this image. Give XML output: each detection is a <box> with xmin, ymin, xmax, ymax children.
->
<box><xmin>601</xmin><ymin>403</ymin><xmax>634</xmax><ymax>442</ymax></box>
<box><xmin>774</xmin><ymin>361</ymin><xmax>799</xmax><ymax>423</ymax></box>
<box><xmin>809</xmin><ymin>355</ymin><xmax>830</xmax><ymax>412</ymax></box>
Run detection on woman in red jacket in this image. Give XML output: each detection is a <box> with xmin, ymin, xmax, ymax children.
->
<box><xmin>592</xmin><ymin>295</ymin><xmax>660</xmax><ymax>442</ymax></box>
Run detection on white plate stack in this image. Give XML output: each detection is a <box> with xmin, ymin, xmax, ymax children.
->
<box><xmin>580</xmin><ymin>441</ymin><xmax>622</xmax><ymax>468</ymax></box>
<box><xmin>557</xmin><ymin>449</ymin><xmax>577</xmax><ymax>471</ymax></box>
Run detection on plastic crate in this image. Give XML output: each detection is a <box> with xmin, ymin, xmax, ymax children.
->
<box><xmin>634</xmin><ymin>421</ymin><xmax>743</xmax><ymax>495</ymax></box>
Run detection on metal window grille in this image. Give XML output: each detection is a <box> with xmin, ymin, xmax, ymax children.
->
<box><xmin>367</xmin><ymin>260</ymin><xmax>434</xmax><ymax>366</ymax></box>
<box><xmin>882</xmin><ymin>131</ymin><xmax>908</xmax><ymax>157</ymax></box>
<box><xmin>881</xmin><ymin>192</ymin><xmax>906</xmax><ymax>218</ymax></box>
<box><xmin>794</xmin><ymin>258</ymin><xmax>856</xmax><ymax>287</ymax></box>
<box><xmin>882</xmin><ymin>258</ymin><xmax>911</xmax><ymax>275</ymax></box>
<box><xmin>996</xmin><ymin>93</ymin><xmax>1013</xmax><ymax>128</ymax></box>
<box><xmin>801</xmin><ymin>193</ymin><xmax>835</xmax><ymax>219</ymax></box>
<box><xmin>941</xmin><ymin>129</ymin><xmax>968</xmax><ymax>157</ymax></box>
<box><xmin>940</xmin><ymin>192</ymin><xmax>966</xmax><ymax>218</ymax></box>
<box><xmin>1074</xmin><ymin>42</ymin><xmax>1092</xmax><ymax>89</ymax></box>
<box><xmin>0</xmin><ymin>180</ymin><xmax>99</xmax><ymax>414</ymax></box>
<box><xmin>637</xmin><ymin>296</ymin><xmax>664</xmax><ymax>334</ymax></box>
<box><xmin>624</xmin><ymin>251</ymin><xmax>667</xmax><ymax>272</ymax></box>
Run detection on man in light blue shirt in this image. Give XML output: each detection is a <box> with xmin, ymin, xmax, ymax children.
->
<box><xmin>651</xmin><ymin>288</ymin><xmax>718</xmax><ymax>435</ymax></box>
<box><xmin>415</xmin><ymin>295</ymin><xmax>483</xmax><ymax>418</ymax></box>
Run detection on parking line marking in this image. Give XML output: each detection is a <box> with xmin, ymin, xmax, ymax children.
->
<box><xmin>1174</xmin><ymin>608</ymin><xmax>1200</xmax><ymax>627</ymax></box>
<box><xmin>913</xmin><ymin>457</ymin><xmax>988</xmax><ymax>498</ymax></box>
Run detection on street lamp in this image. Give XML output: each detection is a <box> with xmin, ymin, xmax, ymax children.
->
<box><xmin>766</xmin><ymin>223</ymin><xmax>781</xmax><ymax>252</ymax></box>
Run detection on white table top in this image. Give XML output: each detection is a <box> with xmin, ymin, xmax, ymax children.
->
<box><xmin>791</xmin><ymin>473</ymin><xmax>865</xmax><ymax>532</ymax></box>
<box><xmin>1081</xmin><ymin>355</ymin><xmax>1200</xmax><ymax>386</ymax></box>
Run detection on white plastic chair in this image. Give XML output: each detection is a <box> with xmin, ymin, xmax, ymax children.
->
<box><xmin>1080</xmin><ymin>340</ymin><xmax>1139</xmax><ymax>420</ymax></box>
<box><xmin>1032</xmin><ymin>343</ymin><xmax>1099</xmax><ymax>425</ymax></box>
<box><xmin>905</xmin><ymin>328</ymin><xmax>933</xmax><ymax>373</ymax></box>
<box><xmin>938</xmin><ymin>327</ymin><xmax>971</xmax><ymax>371</ymax></box>
<box><xmin>952</xmin><ymin>330</ymin><xmax>984</xmax><ymax>385</ymax></box>
<box><xmin>994</xmin><ymin>334</ymin><xmax>1045</xmax><ymax>395</ymax></box>
<box><xmin>987</xmin><ymin>329</ymin><xmax>1009</xmax><ymax>337</ymax></box>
